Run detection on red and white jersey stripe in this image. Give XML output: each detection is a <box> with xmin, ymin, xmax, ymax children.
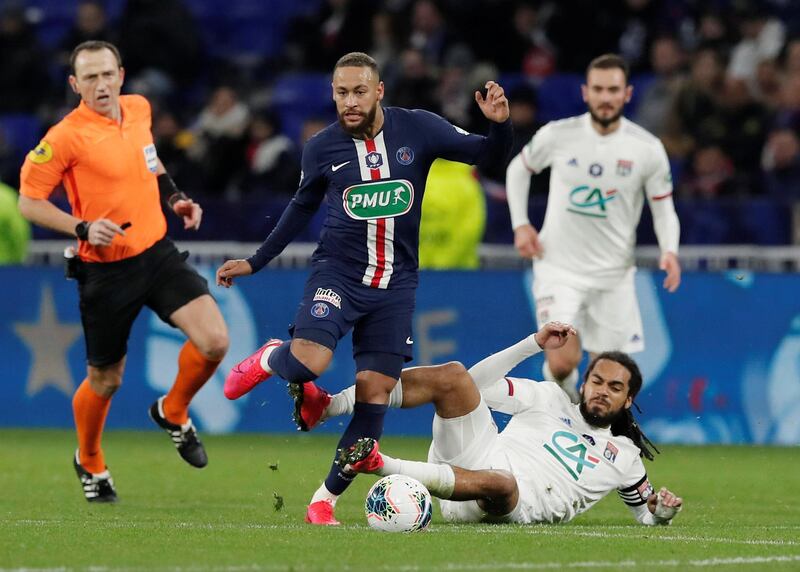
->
<box><xmin>353</xmin><ymin>132</ymin><xmax>395</xmax><ymax>289</ymax></box>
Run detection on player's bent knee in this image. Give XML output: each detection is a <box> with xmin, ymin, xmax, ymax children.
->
<box><xmin>431</xmin><ymin>361</ymin><xmax>469</xmax><ymax>392</ymax></box>
<box><xmin>548</xmin><ymin>356</ymin><xmax>579</xmax><ymax>380</ymax></box>
<box><xmin>198</xmin><ymin>330</ymin><xmax>229</xmax><ymax>361</ymax></box>
<box><xmin>478</xmin><ymin>471</ymin><xmax>519</xmax><ymax>515</ymax></box>
<box><xmin>88</xmin><ymin>370</ymin><xmax>123</xmax><ymax>397</ymax></box>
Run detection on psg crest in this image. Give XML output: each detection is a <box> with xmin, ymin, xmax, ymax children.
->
<box><xmin>396</xmin><ymin>146</ymin><xmax>414</xmax><ymax>165</ymax></box>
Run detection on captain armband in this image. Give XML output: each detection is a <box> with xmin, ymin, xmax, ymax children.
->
<box><xmin>157</xmin><ymin>173</ymin><xmax>189</xmax><ymax>209</ymax></box>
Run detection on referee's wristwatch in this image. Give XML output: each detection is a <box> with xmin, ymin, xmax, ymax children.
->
<box><xmin>75</xmin><ymin>220</ymin><xmax>91</xmax><ymax>241</ymax></box>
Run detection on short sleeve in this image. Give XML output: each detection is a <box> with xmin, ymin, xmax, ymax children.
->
<box><xmin>519</xmin><ymin>122</ymin><xmax>555</xmax><ymax>173</ymax></box>
<box><xmin>19</xmin><ymin>127</ymin><xmax>75</xmax><ymax>200</ymax></box>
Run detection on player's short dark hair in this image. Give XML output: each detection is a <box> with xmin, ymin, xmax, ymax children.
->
<box><xmin>70</xmin><ymin>40</ymin><xmax>123</xmax><ymax>75</ymax></box>
<box><xmin>586</xmin><ymin>351</ymin><xmax>642</xmax><ymax>399</ymax></box>
<box><xmin>586</xmin><ymin>53</ymin><xmax>630</xmax><ymax>84</ymax></box>
<box><xmin>334</xmin><ymin>52</ymin><xmax>380</xmax><ymax>79</ymax></box>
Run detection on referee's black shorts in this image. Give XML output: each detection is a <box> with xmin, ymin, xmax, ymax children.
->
<box><xmin>77</xmin><ymin>237</ymin><xmax>210</xmax><ymax>367</ymax></box>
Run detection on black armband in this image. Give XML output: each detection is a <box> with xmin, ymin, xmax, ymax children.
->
<box><xmin>157</xmin><ymin>173</ymin><xmax>189</xmax><ymax>208</ymax></box>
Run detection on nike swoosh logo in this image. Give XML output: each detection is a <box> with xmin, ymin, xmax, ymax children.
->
<box><xmin>406</xmin><ymin>337</ymin><xmax>414</xmax><ymax>345</ymax></box>
<box><xmin>331</xmin><ymin>161</ymin><xmax>350</xmax><ymax>172</ymax></box>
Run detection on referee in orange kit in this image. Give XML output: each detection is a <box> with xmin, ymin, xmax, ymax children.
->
<box><xmin>18</xmin><ymin>41</ymin><xmax>229</xmax><ymax>502</ymax></box>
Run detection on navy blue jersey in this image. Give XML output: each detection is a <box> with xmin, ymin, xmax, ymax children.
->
<box><xmin>248</xmin><ymin>107</ymin><xmax>512</xmax><ymax>289</ymax></box>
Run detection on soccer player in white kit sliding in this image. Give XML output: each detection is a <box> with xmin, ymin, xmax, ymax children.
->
<box><xmin>505</xmin><ymin>54</ymin><xmax>682</xmax><ymax>401</ymax></box>
<box><xmin>298</xmin><ymin>321</ymin><xmax>682</xmax><ymax>525</ymax></box>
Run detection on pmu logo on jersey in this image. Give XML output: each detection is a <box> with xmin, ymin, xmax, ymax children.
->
<box><xmin>616</xmin><ymin>159</ymin><xmax>633</xmax><ymax>176</ymax></box>
<box><xmin>567</xmin><ymin>186</ymin><xmax>617</xmax><ymax>218</ymax></box>
<box><xmin>543</xmin><ymin>430</ymin><xmax>600</xmax><ymax>481</ymax></box>
<box><xmin>343</xmin><ymin>179</ymin><xmax>414</xmax><ymax>220</ymax></box>
<box><xmin>364</xmin><ymin>151</ymin><xmax>383</xmax><ymax>170</ymax></box>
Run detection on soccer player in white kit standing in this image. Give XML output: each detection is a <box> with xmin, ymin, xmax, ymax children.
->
<box><xmin>505</xmin><ymin>54</ymin><xmax>681</xmax><ymax>401</ymax></box>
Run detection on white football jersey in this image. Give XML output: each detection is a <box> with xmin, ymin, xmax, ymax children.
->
<box><xmin>519</xmin><ymin>113</ymin><xmax>677</xmax><ymax>289</ymax></box>
<box><xmin>483</xmin><ymin>378</ymin><xmax>654</xmax><ymax>524</ymax></box>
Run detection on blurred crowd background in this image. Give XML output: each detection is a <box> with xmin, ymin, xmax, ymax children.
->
<box><xmin>3</xmin><ymin>0</ymin><xmax>800</xmax><ymax>249</ymax></box>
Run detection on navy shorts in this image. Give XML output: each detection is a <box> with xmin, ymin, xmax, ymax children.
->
<box><xmin>290</xmin><ymin>268</ymin><xmax>415</xmax><ymax>374</ymax></box>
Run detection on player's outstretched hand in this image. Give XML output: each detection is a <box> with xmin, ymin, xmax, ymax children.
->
<box><xmin>533</xmin><ymin>321</ymin><xmax>576</xmax><ymax>350</ymax></box>
<box><xmin>88</xmin><ymin>218</ymin><xmax>126</xmax><ymax>246</ymax></box>
<box><xmin>647</xmin><ymin>487</ymin><xmax>683</xmax><ymax>520</ymax></box>
<box><xmin>514</xmin><ymin>224</ymin><xmax>543</xmax><ymax>259</ymax></box>
<box><xmin>660</xmin><ymin>252</ymin><xmax>681</xmax><ymax>293</ymax></box>
<box><xmin>475</xmin><ymin>81</ymin><xmax>510</xmax><ymax>123</ymax></box>
<box><xmin>173</xmin><ymin>199</ymin><xmax>202</xmax><ymax>230</ymax></box>
<box><xmin>216</xmin><ymin>259</ymin><xmax>253</xmax><ymax>288</ymax></box>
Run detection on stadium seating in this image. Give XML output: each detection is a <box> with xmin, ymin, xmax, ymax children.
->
<box><xmin>0</xmin><ymin>114</ymin><xmax>43</xmax><ymax>165</ymax></box>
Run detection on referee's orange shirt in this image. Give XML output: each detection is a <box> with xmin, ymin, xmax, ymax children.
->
<box><xmin>20</xmin><ymin>94</ymin><xmax>167</xmax><ymax>263</ymax></box>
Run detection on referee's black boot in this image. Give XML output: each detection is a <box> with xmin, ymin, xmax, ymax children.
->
<box><xmin>73</xmin><ymin>450</ymin><xmax>118</xmax><ymax>503</ymax></box>
<box><xmin>148</xmin><ymin>396</ymin><xmax>208</xmax><ymax>468</ymax></box>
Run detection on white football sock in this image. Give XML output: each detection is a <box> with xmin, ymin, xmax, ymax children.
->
<box><xmin>310</xmin><ymin>483</ymin><xmax>338</xmax><ymax>505</ymax></box>
<box><xmin>259</xmin><ymin>342</ymin><xmax>280</xmax><ymax>373</ymax></box>
<box><xmin>325</xmin><ymin>382</ymin><xmax>403</xmax><ymax>420</ymax></box>
<box><xmin>379</xmin><ymin>454</ymin><xmax>455</xmax><ymax>499</ymax></box>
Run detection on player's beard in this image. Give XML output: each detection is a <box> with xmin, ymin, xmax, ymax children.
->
<box><xmin>579</xmin><ymin>399</ymin><xmax>624</xmax><ymax>428</ymax></box>
<box><xmin>338</xmin><ymin>103</ymin><xmax>378</xmax><ymax>137</ymax></box>
<box><xmin>588</xmin><ymin>103</ymin><xmax>623</xmax><ymax>129</ymax></box>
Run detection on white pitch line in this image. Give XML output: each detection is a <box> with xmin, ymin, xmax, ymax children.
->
<box><xmin>7</xmin><ymin>519</ymin><xmax>798</xmax><ymax>546</ymax></box>
<box><xmin>517</xmin><ymin>526</ymin><xmax>800</xmax><ymax>546</ymax></box>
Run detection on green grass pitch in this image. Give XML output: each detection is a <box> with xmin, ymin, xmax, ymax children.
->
<box><xmin>1</xmin><ymin>429</ymin><xmax>799</xmax><ymax>571</ymax></box>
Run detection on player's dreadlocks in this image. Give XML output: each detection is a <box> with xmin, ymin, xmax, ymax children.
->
<box><xmin>585</xmin><ymin>351</ymin><xmax>660</xmax><ymax>461</ymax></box>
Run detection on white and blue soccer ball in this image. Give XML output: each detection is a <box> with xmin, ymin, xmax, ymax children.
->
<box><xmin>365</xmin><ymin>474</ymin><xmax>433</xmax><ymax>532</ymax></box>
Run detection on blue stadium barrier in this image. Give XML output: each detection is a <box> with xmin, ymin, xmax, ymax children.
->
<box><xmin>2</xmin><ymin>266</ymin><xmax>799</xmax><ymax>445</ymax></box>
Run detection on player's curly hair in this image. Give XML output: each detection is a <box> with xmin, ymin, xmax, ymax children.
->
<box><xmin>584</xmin><ymin>351</ymin><xmax>660</xmax><ymax>461</ymax></box>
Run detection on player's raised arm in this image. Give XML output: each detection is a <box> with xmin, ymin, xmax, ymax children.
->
<box><xmin>468</xmin><ymin>322</ymin><xmax>576</xmax><ymax>390</ymax></box>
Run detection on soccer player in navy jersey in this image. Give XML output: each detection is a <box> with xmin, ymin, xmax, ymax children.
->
<box><xmin>215</xmin><ymin>51</ymin><xmax>512</xmax><ymax>525</ymax></box>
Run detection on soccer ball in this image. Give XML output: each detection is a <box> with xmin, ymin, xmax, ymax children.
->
<box><xmin>365</xmin><ymin>474</ymin><xmax>433</xmax><ymax>532</ymax></box>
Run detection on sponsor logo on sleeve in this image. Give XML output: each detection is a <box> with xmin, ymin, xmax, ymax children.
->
<box><xmin>143</xmin><ymin>143</ymin><xmax>158</xmax><ymax>173</ymax></box>
<box><xmin>28</xmin><ymin>141</ymin><xmax>53</xmax><ymax>164</ymax></box>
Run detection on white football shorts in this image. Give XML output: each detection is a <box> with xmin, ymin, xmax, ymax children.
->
<box><xmin>532</xmin><ymin>265</ymin><xmax>645</xmax><ymax>354</ymax></box>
